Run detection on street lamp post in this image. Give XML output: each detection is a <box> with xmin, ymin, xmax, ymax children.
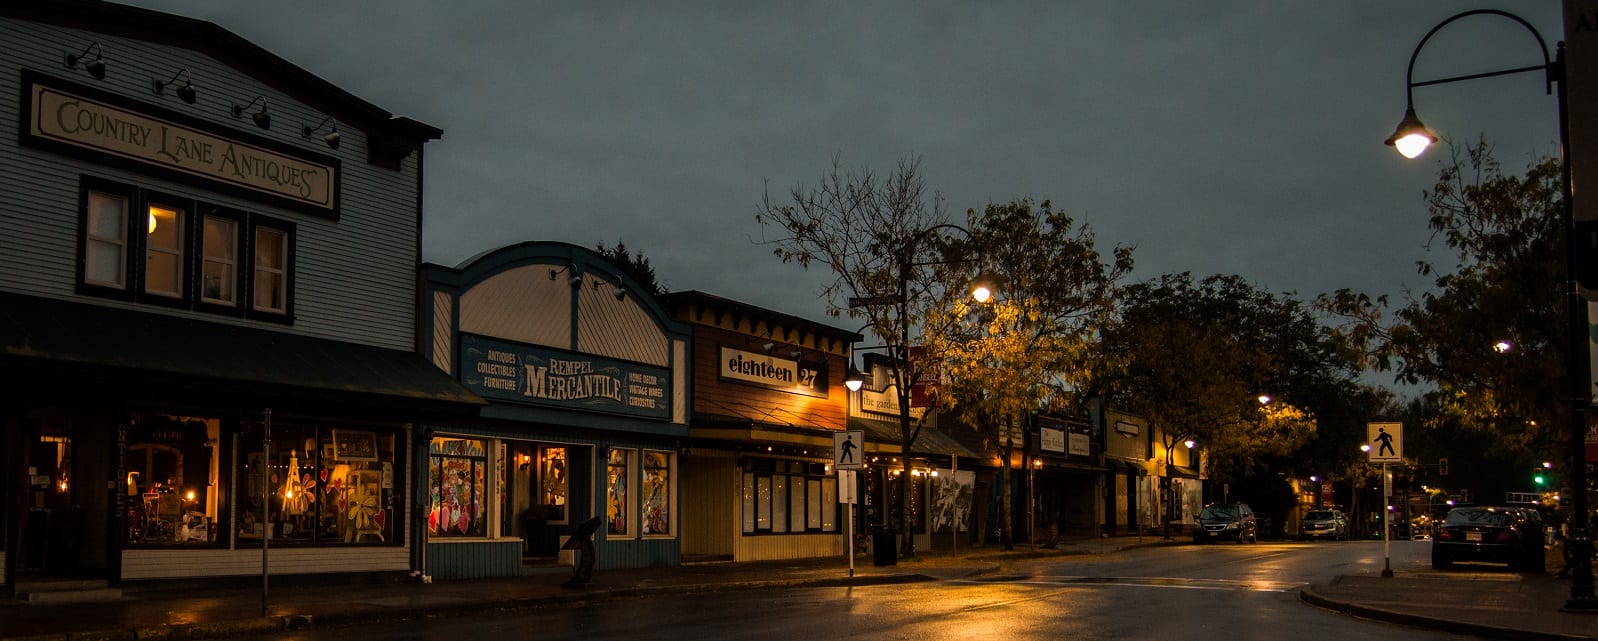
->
<box><xmin>1385</xmin><ymin>9</ymin><xmax>1594</xmax><ymax>610</ymax></box>
<box><xmin>847</xmin><ymin>223</ymin><xmax>988</xmax><ymax>559</ymax></box>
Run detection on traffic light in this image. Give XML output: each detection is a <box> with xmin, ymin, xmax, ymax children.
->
<box><xmin>1438</xmin><ymin>458</ymin><xmax>1448</xmax><ymax>476</ymax></box>
<box><xmin>1534</xmin><ymin>472</ymin><xmax>1546</xmax><ymax>486</ymax></box>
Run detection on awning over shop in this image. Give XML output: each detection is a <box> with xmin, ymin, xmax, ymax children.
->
<box><xmin>848</xmin><ymin>416</ymin><xmax>981</xmax><ymax>460</ymax></box>
<box><xmin>0</xmin><ymin>292</ymin><xmax>485</xmax><ymax>415</ymax></box>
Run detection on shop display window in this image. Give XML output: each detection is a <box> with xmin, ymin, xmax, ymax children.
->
<box><xmin>124</xmin><ymin>413</ymin><xmax>221</xmax><ymax>546</ymax></box>
<box><xmin>429</xmin><ymin>437</ymin><xmax>486</xmax><ymax>537</ymax></box>
<box><xmin>235</xmin><ymin>422</ymin><xmax>399</xmax><ymax>545</ymax></box>
<box><xmin>741</xmin><ymin>458</ymin><xmax>837</xmax><ymax>535</ymax></box>
<box><xmin>606</xmin><ymin>448</ymin><xmax>631</xmax><ymax>536</ymax></box>
<box><xmin>540</xmin><ymin>446</ymin><xmax>568</xmax><ymax>522</ymax></box>
<box><xmin>641</xmin><ymin>450</ymin><xmax>671</xmax><ymax>536</ymax></box>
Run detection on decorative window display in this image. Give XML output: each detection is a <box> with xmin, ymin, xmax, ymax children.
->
<box><xmin>233</xmin><ymin>421</ymin><xmax>399</xmax><ymax>545</ymax></box>
<box><xmin>124</xmin><ymin>413</ymin><xmax>221</xmax><ymax>546</ymax></box>
<box><xmin>606</xmin><ymin>448</ymin><xmax>631</xmax><ymax>536</ymax></box>
<box><xmin>641</xmin><ymin>451</ymin><xmax>671</xmax><ymax>536</ymax></box>
<box><xmin>429</xmin><ymin>437</ymin><xmax>486</xmax><ymax>537</ymax></box>
<box><xmin>741</xmin><ymin>458</ymin><xmax>837</xmax><ymax>535</ymax></box>
<box><xmin>540</xmin><ymin>446</ymin><xmax>568</xmax><ymax>521</ymax></box>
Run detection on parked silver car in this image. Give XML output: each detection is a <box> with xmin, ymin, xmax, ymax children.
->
<box><xmin>1298</xmin><ymin>509</ymin><xmax>1349</xmax><ymax>541</ymax></box>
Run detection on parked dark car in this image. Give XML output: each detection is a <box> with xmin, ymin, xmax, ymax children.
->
<box><xmin>1431</xmin><ymin>506</ymin><xmax>1546</xmax><ymax>571</ymax></box>
<box><xmin>1193</xmin><ymin>503</ymin><xmax>1258</xmax><ymax>544</ymax></box>
<box><xmin>1298</xmin><ymin>509</ymin><xmax>1349</xmax><ymax>541</ymax></box>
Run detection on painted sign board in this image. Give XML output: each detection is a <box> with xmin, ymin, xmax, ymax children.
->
<box><xmin>718</xmin><ymin>346</ymin><xmax>827</xmax><ymax>398</ymax></box>
<box><xmin>21</xmin><ymin>73</ymin><xmax>339</xmax><ymax>217</ymax></box>
<box><xmin>459</xmin><ymin>334</ymin><xmax>670</xmax><ymax>420</ymax></box>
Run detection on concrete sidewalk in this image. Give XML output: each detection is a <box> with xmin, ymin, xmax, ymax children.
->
<box><xmin>2</xmin><ymin>536</ymin><xmax>1595</xmax><ymax>641</ymax></box>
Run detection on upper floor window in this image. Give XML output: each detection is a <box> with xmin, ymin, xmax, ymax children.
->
<box><xmin>77</xmin><ymin>176</ymin><xmax>294</xmax><ymax>322</ymax></box>
<box><xmin>84</xmin><ymin>191</ymin><xmax>128</xmax><ymax>288</ymax></box>
<box><xmin>144</xmin><ymin>204</ymin><xmax>185</xmax><ymax>298</ymax></box>
<box><xmin>201</xmin><ymin>215</ymin><xmax>237</xmax><ymax>306</ymax></box>
<box><xmin>253</xmin><ymin>227</ymin><xmax>288</xmax><ymax>313</ymax></box>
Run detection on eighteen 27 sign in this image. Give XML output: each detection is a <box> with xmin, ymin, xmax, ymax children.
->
<box><xmin>460</xmin><ymin>335</ymin><xmax>670</xmax><ymax>420</ymax></box>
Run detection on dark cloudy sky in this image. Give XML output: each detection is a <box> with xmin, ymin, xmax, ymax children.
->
<box><xmin>122</xmin><ymin>1</ymin><xmax>1567</xmax><ymax>332</ymax></box>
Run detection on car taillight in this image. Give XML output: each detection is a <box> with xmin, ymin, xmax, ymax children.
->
<box><xmin>1494</xmin><ymin>530</ymin><xmax>1513</xmax><ymax>543</ymax></box>
<box><xmin>1436</xmin><ymin>529</ymin><xmax>1455</xmax><ymax>541</ymax></box>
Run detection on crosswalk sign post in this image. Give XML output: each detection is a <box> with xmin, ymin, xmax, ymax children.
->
<box><xmin>1366</xmin><ymin>421</ymin><xmax>1402</xmax><ymax>578</ymax></box>
<box><xmin>833</xmin><ymin>430</ymin><xmax>863</xmax><ymax>577</ymax></box>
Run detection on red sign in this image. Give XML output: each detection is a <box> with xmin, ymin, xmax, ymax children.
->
<box><xmin>1586</xmin><ymin>421</ymin><xmax>1598</xmax><ymax>463</ymax></box>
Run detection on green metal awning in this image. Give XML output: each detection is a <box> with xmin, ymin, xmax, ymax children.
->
<box><xmin>0</xmin><ymin>292</ymin><xmax>484</xmax><ymax>415</ymax></box>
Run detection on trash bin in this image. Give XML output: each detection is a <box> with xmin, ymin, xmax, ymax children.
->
<box><xmin>872</xmin><ymin>527</ymin><xmax>897</xmax><ymax>566</ymax></box>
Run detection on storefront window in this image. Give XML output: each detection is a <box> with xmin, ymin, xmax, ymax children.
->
<box><xmin>429</xmin><ymin>437</ymin><xmax>486</xmax><ymax>537</ymax></box>
<box><xmin>235</xmin><ymin>422</ymin><xmax>400</xmax><ymax>545</ymax></box>
<box><xmin>641</xmin><ymin>451</ymin><xmax>671</xmax><ymax>536</ymax></box>
<box><xmin>540</xmin><ymin>446</ymin><xmax>568</xmax><ymax>521</ymax></box>
<box><xmin>606</xmin><ymin>448</ymin><xmax>631</xmax><ymax>536</ymax></box>
<box><xmin>125</xmin><ymin>413</ymin><xmax>221</xmax><ymax>546</ymax></box>
<box><xmin>741</xmin><ymin>458</ymin><xmax>837</xmax><ymax>534</ymax></box>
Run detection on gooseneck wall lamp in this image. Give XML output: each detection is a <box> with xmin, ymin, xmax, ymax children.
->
<box><xmin>1386</xmin><ymin>9</ymin><xmax>1594</xmax><ymax>611</ymax></box>
<box><xmin>65</xmin><ymin>41</ymin><xmax>107</xmax><ymax>80</ymax></box>
<box><xmin>549</xmin><ymin>265</ymin><xmax>626</xmax><ymax>300</ymax></box>
<box><xmin>301</xmin><ymin>116</ymin><xmax>341</xmax><ymax>150</ymax></box>
<box><xmin>152</xmin><ymin>69</ymin><xmax>198</xmax><ymax>104</ymax></box>
<box><xmin>230</xmin><ymin>95</ymin><xmax>271</xmax><ymax>130</ymax></box>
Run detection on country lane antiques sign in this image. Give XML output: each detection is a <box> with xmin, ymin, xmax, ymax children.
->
<box><xmin>460</xmin><ymin>334</ymin><xmax>671</xmax><ymax>420</ymax></box>
<box><xmin>21</xmin><ymin>73</ymin><xmax>339</xmax><ymax>217</ymax></box>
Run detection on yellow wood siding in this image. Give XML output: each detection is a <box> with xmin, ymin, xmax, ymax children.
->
<box><xmin>459</xmin><ymin>265</ymin><xmax>569</xmax><ymax>347</ymax></box>
<box><xmin>680</xmin><ymin>457</ymin><xmax>737</xmax><ymax>556</ymax></box>
<box><xmin>432</xmin><ymin>291</ymin><xmax>453</xmax><ymax>373</ymax></box>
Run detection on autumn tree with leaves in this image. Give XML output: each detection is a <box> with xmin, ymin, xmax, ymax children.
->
<box><xmin>927</xmin><ymin>199</ymin><xmax>1131</xmax><ymax>549</ymax></box>
<box><xmin>1317</xmin><ymin>140</ymin><xmax>1565</xmax><ymax>463</ymax></box>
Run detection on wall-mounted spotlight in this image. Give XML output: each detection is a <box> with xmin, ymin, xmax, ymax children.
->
<box><xmin>301</xmin><ymin>116</ymin><xmax>340</xmax><ymax>150</ymax></box>
<box><xmin>550</xmin><ymin>266</ymin><xmax>584</xmax><ymax>288</ymax></box>
<box><xmin>762</xmin><ymin>341</ymin><xmax>776</xmax><ymax>353</ymax></box>
<box><xmin>65</xmin><ymin>42</ymin><xmax>107</xmax><ymax>80</ymax></box>
<box><xmin>591</xmin><ymin>278</ymin><xmax>626</xmax><ymax>301</ymax></box>
<box><xmin>152</xmin><ymin>68</ymin><xmax>197</xmax><ymax>104</ymax></box>
<box><xmin>230</xmin><ymin>95</ymin><xmax>271</xmax><ymax>130</ymax></box>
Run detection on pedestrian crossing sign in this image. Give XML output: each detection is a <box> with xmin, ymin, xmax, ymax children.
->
<box><xmin>1367</xmin><ymin>422</ymin><xmax>1402</xmax><ymax>463</ymax></box>
<box><xmin>834</xmin><ymin>430</ymin><xmax>864</xmax><ymax>470</ymax></box>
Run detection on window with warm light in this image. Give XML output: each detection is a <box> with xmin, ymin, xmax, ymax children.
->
<box><xmin>124</xmin><ymin>413</ymin><xmax>222</xmax><ymax>546</ymax></box>
<box><xmin>429</xmin><ymin>436</ymin><xmax>487</xmax><ymax>537</ymax></box>
<box><xmin>76</xmin><ymin>177</ymin><xmax>295</xmax><ymax>321</ymax></box>
<box><xmin>741</xmin><ymin>458</ymin><xmax>837</xmax><ymax>535</ymax></box>
<box><xmin>642</xmin><ymin>450</ymin><xmax>674</xmax><ymax>536</ymax></box>
<box><xmin>143</xmin><ymin>204</ymin><xmax>184</xmax><ymax>298</ymax></box>
<box><xmin>607</xmin><ymin>448</ymin><xmax>633</xmax><ymax>536</ymax></box>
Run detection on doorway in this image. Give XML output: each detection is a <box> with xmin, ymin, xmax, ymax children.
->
<box><xmin>15</xmin><ymin>413</ymin><xmax>110</xmax><ymax>578</ymax></box>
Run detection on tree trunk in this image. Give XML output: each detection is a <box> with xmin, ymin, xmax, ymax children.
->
<box><xmin>999</xmin><ymin>445</ymin><xmax>1013</xmax><ymax>550</ymax></box>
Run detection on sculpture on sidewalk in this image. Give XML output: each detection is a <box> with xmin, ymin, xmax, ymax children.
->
<box><xmin>561</xmin><ymin>517</ymin><xmax>601</xmax><ymax>588</ymax></box>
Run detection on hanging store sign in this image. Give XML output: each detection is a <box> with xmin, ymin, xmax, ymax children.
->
<box><xmin>718</xmin><ymin>346</ymin><xmax>827</xmax><ymax>398</ymax></box>
<box><xmin>20</xmin><ymin>73</ymin><xmax>339</xmax><ymax>217</ymax></box>
<box><xmin>460</xmin><ymin>334</ymin><xmax>670</xmax><ymax>420</ymax></box>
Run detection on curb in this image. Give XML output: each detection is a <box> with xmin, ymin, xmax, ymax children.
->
<box><xmin>1299</xmin><ymin>586</ymin><xmax>1592</xmax><ymax>641</ymax></box>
